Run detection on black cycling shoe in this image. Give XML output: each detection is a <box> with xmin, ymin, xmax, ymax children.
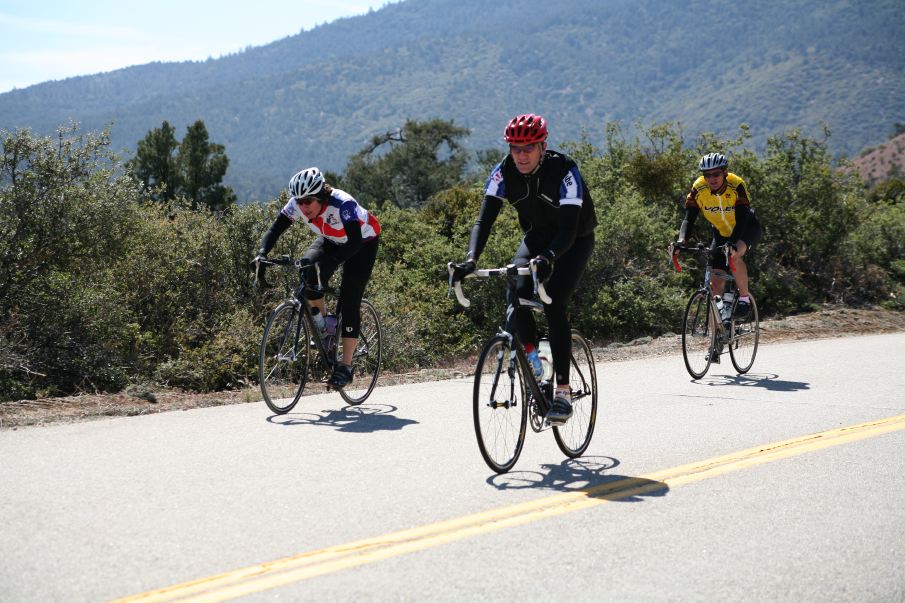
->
<box><xmin>735</xmin><ymin>300</ymin><xmax>752</xmax><ymax>320</ymax></box>
<box><xmin>327</xmin><ymin>364</ymin><xmax>353</xmax><ymax>388</ymax></box>
<box><xmin>708</xmin><ymin>349</ymin><xmax>721</xmax><ymax>363</ymax></box>
<box><xmin>546</xmin><ymin>395</ymin><xmax>573</xmax><ymax>425</ymax></box>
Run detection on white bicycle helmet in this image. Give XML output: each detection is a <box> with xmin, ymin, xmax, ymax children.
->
<box><xmin>289</xmin><ymin>167</ymin><xmax>325</xmax><ymax>199</ymax></box>
<box><xmin>699</xmin><ymin>152</ymin><xmax>728</xmax><ymax>171</ymax></box>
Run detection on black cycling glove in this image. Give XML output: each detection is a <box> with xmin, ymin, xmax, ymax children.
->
<box><xmin>451</xmin><ymin>260</ymin><xmax>476</xmax><ymax>282</ymax></box>
<box><xmin>532</xmin><ymin>255</ymin><xmax>553</xmax><ymax>283</ymax></box>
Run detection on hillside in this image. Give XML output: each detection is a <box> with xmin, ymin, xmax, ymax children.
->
<box><xmin>852</xmin><ymin>131</ymin><xmax>905</xmax><ymax>184</ymax></box>
<box><xmin>1</xmin><ymin>0</ymin><xmax>904</xmax><ymax>201</ymax></box>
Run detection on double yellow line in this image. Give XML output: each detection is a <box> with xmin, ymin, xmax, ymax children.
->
<box><xmin>116</xmin><ymin>413</ymin><xmax>905</xmax><ymax>603</ymax></box>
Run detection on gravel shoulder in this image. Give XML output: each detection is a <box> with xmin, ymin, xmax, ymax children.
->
<box><xmin>2</xmin><ymin>306</ymin><xmax>903</xmax><ymax>430</ymax></box>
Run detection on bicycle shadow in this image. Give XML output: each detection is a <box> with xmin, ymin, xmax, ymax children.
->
<box><xmin>697</xmin><ymin>372</ymin><xmax>810</xmax><ymax>392</ymax></box>
<box><xmin>267</xmin><ymin>403</ymin><xmax>418</xmax><ymax>433</ymax></box>
<box><xmin>487</xmin><ymin>456</ymin><xmax>669</xmax><ymax>502</ymax></box>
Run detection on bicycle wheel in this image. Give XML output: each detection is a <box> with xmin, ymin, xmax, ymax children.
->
<box><xmin>682</xmin><ymin>290</ymin><xmax>717</xmax><ymax>379</ymax></box>
<box><xmin>473</xmin><ymin>336</ymin><xmax>528</xmax><ymax>474</ymax></box>
<box><xmin>337</xmin><ymin>299</ymin><xmax>382</xmax><ymax>405</ymax></box>
<box><xmin>553</xmin><ymin>332</ymin><xmax>598</xmax><ymax>458</ymax></box>
<box><xmin>729</xmin><ymin>293</ymin><xmax>760</xmax><ymax>374</ymax></box>
<box><xmin>259</xmin><ymin>303</ymin><xmax>310</xmax><ymax>414</ymax></box>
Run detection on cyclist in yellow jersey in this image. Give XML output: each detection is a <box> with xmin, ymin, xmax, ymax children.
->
<box><xmin>674</xmin><ymin>152</ymin><xmax>762</xmax><ymax>319</ymax></box>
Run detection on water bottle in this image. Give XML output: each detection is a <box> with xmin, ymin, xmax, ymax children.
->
<box><xmin>325</xmin><ymin>314</ymin><xmax>337</xmax><ymax>335</ymax></box>
<box><xmin>538</xmin><ymin>340</ymin><xmax>554</xmax><ymax>382</ymax></box>
<box><xmin>311</xmin><ymin>307</ymin><xmax>327</xmax><ymax>335</ymax></box>
<box><xmin>722</xmin><ymin>291</ymin><xmax>735</xmax><ymax>320</ymax></box>
<box><xmin>714</xmin><ymin>296</ymin><xmax>727</xmax><ymax>320</ymax></box>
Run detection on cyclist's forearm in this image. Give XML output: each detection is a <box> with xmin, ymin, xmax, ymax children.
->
<box><xmin>331</xmin><ymin>219</ymin><xmax>364</xmax><ymax>262</ymax></box>
<box><xmin>466</xmin><ymin>196</ymin><xmax>503</xmax><ymax>262</ymax></box>
<box><xmin>731</xmin><ymin>204</ymin><xmax>752</xmax><ymax>238</ymax></box>
<box><xmin>543</xmin><ymin>204</ymin><xmax>581</xmax><ymax>259</ymax></box>
<box><xmin>258</xmin><ymin>213</ymin><xmax>292</xmax><ymax>255</ymax></box>
<box><xmin>678</xmin><ymin>207</ymin><xmax>699</xmax><ymax>241</ymax></box>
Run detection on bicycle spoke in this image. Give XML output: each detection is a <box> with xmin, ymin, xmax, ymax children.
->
<box><xmin>474</xmin><ymin>337</ymin><xmax>527</xmax><ymax>473</ymax></box>
<box><xmin>259</xmin><ymin>304</ymin><xmax>309</xmax><ymax>414</ymax></box>
<box><xmin>730</xmin><ymin>293</ymin><xmax>760</xmax><ymax>373</ymax></box>
<box><xmin>553</xmin><ymin>333</ymin><xmax>598</xmax><ymax>458</ymax></box>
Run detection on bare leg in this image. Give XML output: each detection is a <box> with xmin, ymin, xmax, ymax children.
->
<box><xmin>341</xmin><ymin>336</ymin><xmax>356</xmax><ymax>368</ymax></box>
<box><xmin>731</xmin><ymin>241</ymin><xmax>750</xmax><ymax>297</ymax></box>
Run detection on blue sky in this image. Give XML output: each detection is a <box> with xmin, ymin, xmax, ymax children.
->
<box><xmin>0</xmin><ymin>0</ymin><xmax>394</xmax><ymax>93</ymax></box>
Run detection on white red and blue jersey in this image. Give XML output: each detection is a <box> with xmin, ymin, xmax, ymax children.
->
<box><xmin>281</xmin><ymin>189</ymin><xmax>380</xmax><ymax>244</ymax></box>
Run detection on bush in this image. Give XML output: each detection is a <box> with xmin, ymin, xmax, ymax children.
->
<box><xmin>2</xmin><ymin>122</ymin><xmax>902</xmax><ymax>400</ymax></box>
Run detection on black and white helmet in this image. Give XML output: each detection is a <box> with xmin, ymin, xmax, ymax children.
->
<box><xmin>698</xmin><ymin>152</ymin><xmax>728</xmax><ymax>171</ymax></box>
<box><xmin>289</xmin><ymin>167</ymin><xmax>325</xmax><ymax>199</ymax></box>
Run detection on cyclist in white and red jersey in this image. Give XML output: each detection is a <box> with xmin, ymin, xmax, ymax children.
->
<box><xmin>253</xmin><ymin>167</ymin><xmax>380</xmax><ymax>388</ymax></box>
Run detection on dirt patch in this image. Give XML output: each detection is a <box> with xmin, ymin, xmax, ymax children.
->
<box><xmin>2</xmin><ymin>306</ymin><xmax>903</xmax><ymax>430</ymax></box>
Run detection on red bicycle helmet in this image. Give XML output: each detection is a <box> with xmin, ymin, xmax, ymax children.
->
<box><xmin>504</xmin><ymin>113</ymin><xmax>548</xmax><ymax>144</ymax></box>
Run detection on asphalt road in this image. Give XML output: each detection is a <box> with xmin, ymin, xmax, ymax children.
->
<box><xmin>2</xmin><ymin>333</ymin><xmax>904</xmax><ymax>602</ymax></box>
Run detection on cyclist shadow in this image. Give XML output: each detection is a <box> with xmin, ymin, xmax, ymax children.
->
<box><xmin>698</xmin><ymin>372</ymin><xmax>810</xmax><ymax>392</ymax></box>
<box><xmin>267</xmin><ymin>404</ymin><xmax>418</xmax><ymax>433</ymax></box>
<box><xmin>488</xmin><ymin>456</ymin><xmax>669</xmax><ymax>502</ymax></box>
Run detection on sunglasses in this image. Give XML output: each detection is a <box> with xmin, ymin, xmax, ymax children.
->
<box><xmin>509</xmin><ymin>144</ymin><xmax>539</xmax><ymax>155</ymax></box>
<box><xmin>296</xmin><ymin>196</ymin><xmax>320</xmax><ymax>206</ymax></box>
<box><xmin>703</xmin><ymin>170</ymin><xmax>724</xmax><ymax>179</ymax></box>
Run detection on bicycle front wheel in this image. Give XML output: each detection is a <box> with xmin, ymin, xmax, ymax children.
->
<box><xmin>682</xmin><ymin>291</ymin><xmax>717</xmax><ymax>379</ymax></box>
<box><xmin>553</xmin><ymin>332</ymin><xmax>598</xmax><ymax>458</ymax></box>
<box><xmin>473</xmin><ymin>336</ymin><xmax>528</xmax><ymax>474</ymax></box>
<box><xmin>259</xmin><ymin>303</ymin><xmax>310</xmax><ymax>414</ymax></box>
<box><xmin>338</xmin><ymin>299</ymin><xmax>382</xmax><ymax>405</ymax></box>
<box><xmin>729</xmin><ymin>293</ymin><xmax>760</xmax><ymax>374</ymax></box>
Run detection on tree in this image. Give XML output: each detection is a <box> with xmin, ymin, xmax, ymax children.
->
<box><xmin>342</xmin><ymin>118</ymin><xmax>470</xmax><ymax>209</ymax></box>
<box><xmin>127</xmin><ymin>121</ymin><xmax>180</xmax><ymax>202</ymax></box>
<box><xmin>177</xmin><ymin>120</ymin><xmax>235</xmax><ymax>211</ymax></box>
<box><xmin>128</xmin><ymin>120</ymin><xmax>235</xmax><ymax>210</ymax></box>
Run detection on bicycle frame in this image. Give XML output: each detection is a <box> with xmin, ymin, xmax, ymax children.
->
<box><xmin>450</xmin><ymin>262</ymin><xmax>557</xmax><ymax>424</ymax></box>
<box><xmin>260</xmin><ymin>257</ymin><xmax>337</xmax><ymax>369</ymax></box>
<box><xmin>673</xmin><ymin>243</ymin><xmax>739</xmax><ymax>340</ymax></box>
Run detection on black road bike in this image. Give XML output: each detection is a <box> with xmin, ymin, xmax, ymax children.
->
<box><xmin>449</xmin><ymin>261</ymin><xmax>598</xmax><ymax>474</ymax></box>
<box><xmin>255</xmin><ymin>256</ymin><xmax>382</xmax><ymax>412</ymax></box>
<box><xmin>671</xmin><ymin>243</ymin><xmax>760</xmax><ymax>379</ymax></box>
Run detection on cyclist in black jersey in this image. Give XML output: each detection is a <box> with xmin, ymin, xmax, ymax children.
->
<box><xmin>451</xmin><ymin>113</ymin><xmax>596</xmax><ymax>425</ymax></box>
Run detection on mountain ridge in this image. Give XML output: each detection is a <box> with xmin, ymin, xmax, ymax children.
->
<box><xmin>1</xmin><ymin>0</ymin><xmax>903</xmax><ymax>201</ymax></box>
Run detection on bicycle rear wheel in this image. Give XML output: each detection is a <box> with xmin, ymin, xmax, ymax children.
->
<box><xmin>473</xmin><ymin>336</ymin><xmax>528</xmax><ymax>474</ymax></box>
<box><xmin>729</xmin><ymin>293</ymin><xmax>760</xmax><ymax>373</ymax></box>
<box><xmin>682</xmin><ymin>291</ymin><xmax>717</xmax><ymax>379</ymax></box>
<box><xmin>337</xmin><ymin>299</ymin><xmax>382</xmax><ymax>405</ymax></box>
<box><xmin>259</xmin><ymin>303</ymin><xmax>310</xmax><ymax>414</ymax></box>
<box><xmin>553</xmin><ymin>332</ymin><xmax>598</xmax><ymax>458</ymax></box>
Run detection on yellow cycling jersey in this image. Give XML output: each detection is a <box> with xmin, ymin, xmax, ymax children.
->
<box><xmin>685</xmin><ymin>172</ymin><xmax>751</xmax><ymax>238</ymax></box>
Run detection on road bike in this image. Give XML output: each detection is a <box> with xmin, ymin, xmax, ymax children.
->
<box><xmin>449</xmin><ymin>261</ymin><xmax>598</xmax><ymax>474</ymax></box>
<box><xmin>254</xmin><ymin>256</ymin><xmax>382</xmax><ymax>412</ymax></box>
<box><xmin>671</xmin><ymin>242</ymin><xmax>760</xmax><ymax>379</ymax></box>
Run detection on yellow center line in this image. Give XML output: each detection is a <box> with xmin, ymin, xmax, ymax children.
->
<box><xmin>113</xmin><ymin>413</ymin><xmax>905</xmax><ymax>603</ymax></box>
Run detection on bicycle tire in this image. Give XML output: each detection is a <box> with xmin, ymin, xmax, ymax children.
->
<box><xmin>729</xmin><ymin>293</ymin><xmax>760</xmax><ymax>374</ymax></box>
<box><xmin>259</xmin><ymin>303</ymin><xmax>310</xmax><ymax>414</ymax></box>
<box><xmin>337</xmin><ymin>298</ymin><xmax>382</xmax><ymax>405</ymax></box>
<box><xmin>473</xmin><ymin>336</ymin><xmax>528</xmax><ymax>474</ymax></box>
<box><xmin>553</xmin><ymin>332</ymin><xmax>598</xmax><ymax>458</ymax></box>
<box><xmin>682</xmin><ymin>290</ymin><xmax>717</xmax><ymax>379</ymax></box>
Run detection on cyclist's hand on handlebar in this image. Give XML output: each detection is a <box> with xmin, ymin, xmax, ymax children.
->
<box><xmin>250</xmin><ymin>255</ymin><xmax>269</xmax><ymax>288</ymax></box>
<box><xmin>450</xmin><ymin>260</ymin><xmax>476</xmax><ymax>282</ymax></box>
<box><xmin>532</xmin><ymin>254</ymin><xmax>553</xmax><ymax>283</ymax></box>
<box><xmin>248</xmin><ymin>254</ymin><xmax>267</xmax><ymax>272</ymax></box>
